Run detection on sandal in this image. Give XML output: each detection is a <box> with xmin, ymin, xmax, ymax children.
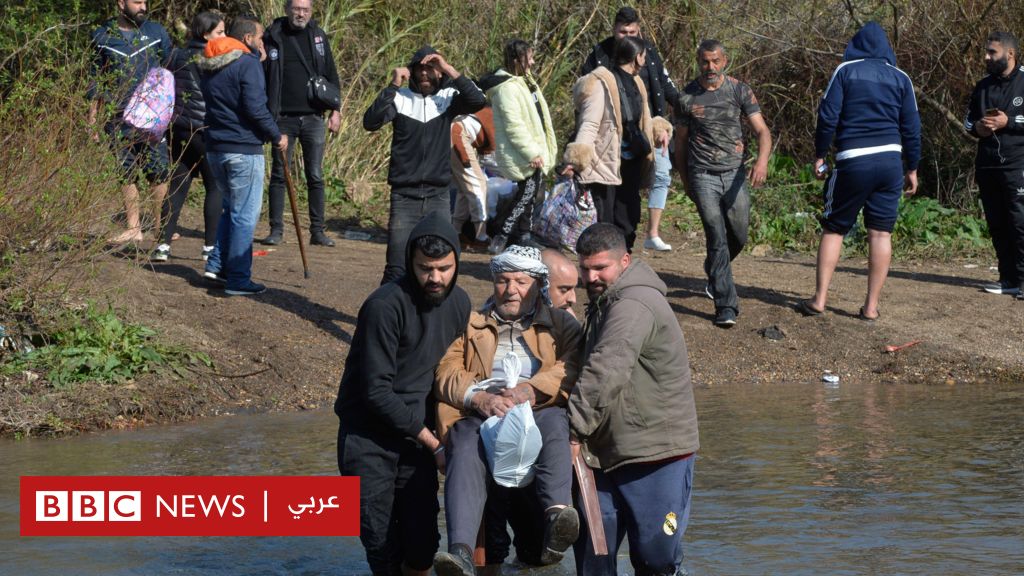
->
<box><xmin>858</xmin><ymin>307</ymin><xmax>880</xmax><ymax>321</ymax></box>
<box><xmin>796</xmin><ymin>299</ymin><xmax>824</xmax><ymax>316</ymax></box>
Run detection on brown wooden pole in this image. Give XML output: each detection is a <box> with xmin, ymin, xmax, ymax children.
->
<box><xmin>278</xmin><ymin>147</ymin><xmax>310</xmax><ymax>279</ymax></box>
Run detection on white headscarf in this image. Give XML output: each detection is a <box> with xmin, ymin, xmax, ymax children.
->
<box><xmin>489</xmin><ymin>245</ymin><xmax>550</xmax><ymax>306</ymax></box>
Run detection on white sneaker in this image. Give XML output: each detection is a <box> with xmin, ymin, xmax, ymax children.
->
<box><xmin>151</xmin><ymin>244</ymin><xmax>170</xmax><ymax>262</ymax></box>
<box><xmin>982</xmin><ymin>281</ymin><xmax>1021</xmax><ymax>295</ymax></box>
<box><xmin>643</xmin><ymin>237</ymin><xmax>672</xmax><ymax>251</ymax></box>
<box><xmin>201</xmin><ymin>246</ymin><xmax>214</xmax><ymax>261</ymax></box>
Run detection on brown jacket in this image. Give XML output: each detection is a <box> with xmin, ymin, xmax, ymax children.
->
<box><xmin>563</xmin><ymin>66</ymin><xmax>672</xmax><ymax>187</ymax></box>
<box><xmin>435</xmin><ymin>304</ymin><xmax>582</xmax><ymax>442</ymax></box>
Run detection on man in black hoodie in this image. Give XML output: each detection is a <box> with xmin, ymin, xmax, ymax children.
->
<box><xmin>335</xmin><ymin>211</ymin><xmax>472</xmax><ymax>576</ymax></box>
<box><xmin>364</xmin><ymin>46</ymin><xmax>487</xmax><ymax>284</ymax></box>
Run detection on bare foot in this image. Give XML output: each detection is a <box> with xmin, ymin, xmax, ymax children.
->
<box><xmin>171</xmin><ymin>233</ymin><xmax>180</xmax><ymax>241</ymax></box>
<box><xmin>110</xmin><ymin>228</ymin><xmax>144</xmax><ymax>244</ymax></box>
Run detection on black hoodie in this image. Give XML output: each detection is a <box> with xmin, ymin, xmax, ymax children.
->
<box><xmin>363</xmin><ymin>46</ymin><xmax>487</xmax><ymax>195</ymax></box>
<box><xmin>335</xmin><ymin>211</ymin><xmax>471</xmax><ymax>440</ymax></box>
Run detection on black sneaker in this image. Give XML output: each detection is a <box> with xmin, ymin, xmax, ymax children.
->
<box><xmin>260</xmin><ymin>230</ymin><xmax>283</xmax><ymax>246</ymax></box>
<box><xmin>540</xmin><ymin>506</ymin><xmax>580</xmax><ymax>565</ymax></box>
<box><xmin>1017</xmin><ymin>287</ymin><xmax>1024</xmax><ymax>301</ymax></box>
<box><xmin>433</xmin><ymin>543</ymin><xmax>475</xmax><ymax>576</ymax></box>
<box><xmin>310</xmin><ymin>231</ymin><xmax>335</xmax><ymax>247</ymax></box>
<box><xmin>714</xmin><ymin>308</ymin><xmax>737</xmax><ymax>328</ymax></box>
<box><xmin>225</xmin><ymin>282</ymin><xmax>267</xmax><ymax>296</ymax></box>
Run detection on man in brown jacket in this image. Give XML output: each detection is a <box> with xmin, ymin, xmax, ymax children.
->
<box><xmin>569</xmin><ymin>223</ymin><xmax>699</xmax><ymax>576</ymax></box>
<box><xmin>433</xmin><ymin>245</ymin><xmax>582</xmax><ymax>576</ymax></box>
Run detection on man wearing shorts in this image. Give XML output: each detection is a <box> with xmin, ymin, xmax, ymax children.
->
<box><xmin>800</xmin><ymin>22</ymin><xmax>920</xmax><ymax>320</ymax></box>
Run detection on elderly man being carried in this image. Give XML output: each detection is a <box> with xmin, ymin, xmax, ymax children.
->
<box><xmin>433</xmin><ymin>245</ymin><xmax>582</xmax><ymax>576</ymax></box>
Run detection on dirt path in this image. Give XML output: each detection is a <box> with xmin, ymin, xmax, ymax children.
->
<box><xmin>10</xmin><ymin>210</ymin><xmax>1022</xmax><ymax>435</ymax></box>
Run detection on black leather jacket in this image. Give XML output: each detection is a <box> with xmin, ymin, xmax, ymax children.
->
<box><xmin>170</xmin><ymin>38</ymin><xmax>207</xmax><ymax>133</ymax></box>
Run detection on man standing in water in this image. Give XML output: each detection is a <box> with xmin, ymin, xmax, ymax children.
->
<box><xmin>335</xmin><ymin>211</ymin><xmax>471</xmax><ymax>576</ymax></box>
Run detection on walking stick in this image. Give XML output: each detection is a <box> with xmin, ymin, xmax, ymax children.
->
<box><xmin>278</xmin><ymin>147</ymin><xmax>310</xmax><ymax>279</ymax></box>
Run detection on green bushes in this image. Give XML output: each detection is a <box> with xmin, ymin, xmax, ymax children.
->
<box><xmin>2</xmin><ymin>303</ymin><xmax>211</xmax><ymax>389</ymax></box>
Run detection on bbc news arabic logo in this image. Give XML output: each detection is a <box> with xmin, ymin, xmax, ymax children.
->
<box><xmin>21</xmin><ymin>476</ymin><xmax>359</xmax><ymax>537</ymax></box>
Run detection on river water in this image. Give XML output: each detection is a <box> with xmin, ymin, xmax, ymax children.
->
<box><xmin>2</xmin><ymin>381</ymin><xmax>1022</xmax><ymax>575</ymax></box>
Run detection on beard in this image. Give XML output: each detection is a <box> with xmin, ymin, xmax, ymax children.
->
<box><xmin>123</xmin><ymin>7</ymin><xmax>147</xmax><ymax>26</ymax></box>
<box><xmin>987</xmin><ymin>56</ymin><xmax>1009</xmax><ymax>76</ymax></box>
<box><xmin>420</xmin><ymin>281</ymin><xmax>449</xmax><ymax>306</ymax></box>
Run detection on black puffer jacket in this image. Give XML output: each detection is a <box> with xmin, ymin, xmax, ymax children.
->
<box><xmin>170</xmin><ymin>38</ymin><xmax>207</xmax><ymax>133</ymax></box>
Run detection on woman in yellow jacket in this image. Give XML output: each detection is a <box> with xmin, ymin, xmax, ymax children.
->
<box><xmin>483</xmin><ymin>39</ymin><xmax>558</xmax><ymax>254</ymax></box>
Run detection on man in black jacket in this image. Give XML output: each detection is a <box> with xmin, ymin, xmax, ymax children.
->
<box><xmin>965</xmin><ymin>31</ymin><xmax>1024</xmax><ymax>299</ymax></box>
<box><xmin>364</xmin><ymin>45</ymin><xmax>487</xmax><ymax>284</ymax></box>
<box><xmin>336</xmin><ymin>211</ymin><xmax>472</xmax><ymax>576</ymax></box>
<box><xmin>261</xmin><ymin>0</ymin><xmax>342</xmax><ymax>247</ymax></box>
<box><xmin>581</xmin><ymin>6</ymin><xmax>681</xmax><ymax>252</ymax></box>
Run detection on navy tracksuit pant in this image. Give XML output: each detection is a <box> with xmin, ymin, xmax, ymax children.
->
<box><xmin>574</xmin><ymin>455</ymin><xmax>695</xmax><ymax>576</ymax></box>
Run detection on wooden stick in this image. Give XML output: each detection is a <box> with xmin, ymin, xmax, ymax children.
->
<box><xmin>278</xmin><ymin>147</ymin><xmax>310</xmax><ymax>279</ymax></box>
<box><xmin>573</xmin><ymin>444</ymin><xmax>608</xmax><ymax>556</ymax></box>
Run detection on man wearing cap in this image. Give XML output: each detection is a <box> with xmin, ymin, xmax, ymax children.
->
<box><xmin>433</xmin><ymin>245</ymin><xmax>582</xmax><ymax>576</ymax></box>
<box><xmin>364</xmin><ymin>45</ymin><xmax>487</xmax><ymax>283</ymax></box>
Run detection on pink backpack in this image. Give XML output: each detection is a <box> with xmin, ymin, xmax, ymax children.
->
<box><xmin>123</xmin><ymin>67</ymin><xmax>175</xmax><ymax>142</ymax></box>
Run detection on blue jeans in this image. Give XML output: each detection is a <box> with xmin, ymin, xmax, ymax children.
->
<box><xmin>205</xmin><ymin>152</ymin><xmax>265</xmax><ymax>290</ymax></box>
<box><xmin>267</xmin><ymin>114</ymin><xmax>327</xmax><ymax>234</ymax></box>
<box><xmin>688</xmin><ymin>168</ymin><xmax>750</xmax><ymax>313</ymax></box>
<box><xmin>574</xmin><ymin>456</ymin><xmax>695</xmax><ymax>576</ymax></box>
<box><xmin>647</xmin><ymin>146</ymin><xmax>672</xmax><ymax>210</ymax></box>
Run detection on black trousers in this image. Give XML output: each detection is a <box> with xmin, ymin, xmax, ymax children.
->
<box><xmin>590</xmin><ymin>157</ymin><xmax>645</xmax><ymax>251</ymax></box>
<box><xmin>338</xmin><ymin>429</ymin><xmax>439</xmax><ymax>576</ymax></box>
<box><xmin>976</xmin><ymin>167</ymin><xmax>1024</xmax><ymax>288</ymax></box>
<box><xmin>162</xmin><ymin>129</ymin><xmax>223</xmax><ymax>246</ymax></box>
<box><xmin>267</xmin><ymin>113</ymin><xmax>327</xmax><ymax>234</ymax></box>
<box><xmin>490</xmin><ymin>169</ymin><xmax>542</xmax><ymax>242</ymax></box>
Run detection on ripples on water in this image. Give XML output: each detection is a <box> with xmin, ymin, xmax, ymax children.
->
<box><xmin>1</xmin><ymin>382</ymin><xmax>1021</xmax><ymax>575</ymax></box>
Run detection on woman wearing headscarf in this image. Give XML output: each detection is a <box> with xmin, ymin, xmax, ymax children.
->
<box><xmin>482</xmin><ymin>40</ymin><xmax>558</xmax><ymax>254</ymax></box>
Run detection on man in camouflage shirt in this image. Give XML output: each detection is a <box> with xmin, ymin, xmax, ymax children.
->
<box><xmin>675</xmin><ymin>39</ymin><xmax>772</xmax><ymax>328</ymax></box>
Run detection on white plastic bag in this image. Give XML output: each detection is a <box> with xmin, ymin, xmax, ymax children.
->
<box><xmin>480</xmin><ymin>403</ymin><xmax>542</xmax><ymax>487</ymax></box>
<box><xmin>475</xmin><ymin>352</ymin><xmax>543</xmax><ymax>487</ymax></box>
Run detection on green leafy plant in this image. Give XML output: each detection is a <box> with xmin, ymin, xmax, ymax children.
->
<box><xmin>4</xmin><ymin>303</ymin><xmax>212</xmax><ymax>388</ymax></box>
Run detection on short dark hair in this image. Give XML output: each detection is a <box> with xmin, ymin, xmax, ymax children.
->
<box><xmin>614</xmin><ymin>7</ymin><xmax>639</xmax><ymax>26</ymax></box>
<box><xmin>190</xmin><ymin>10</ymin><xmax>224</xmax><ymax>40</ymax></box>
<box><xmin>613</xmin><ymin>35</ymin><xmax>646</xmax><ymax>66</ymax></box>
<box><xmin>228</xmin><ymin>16</ymin><xmax>261</xmax><ymax>42</ymax></box>
<box><xmin>414</xmin><ymin>235</ymin><xmax>454</xmax><ymax>259</ymax></box>
<box><xmin>697</xmin><ymin>39</ymin><xmax>726</xmax><ymax>56</ymax></box>
<box><xmin>576</xmin><ymin>223</ymin><xmax>626</xmax><ymax>257</ymax></box>
<box><xmin>988</xmin><ymin>31</ymin><xmax>1019</xmax><ymax>54</ymax></box>
<box><xmin>504</xmin><ymin>39</ymin><xmax>531</xmax><ymax>75</ymax></box>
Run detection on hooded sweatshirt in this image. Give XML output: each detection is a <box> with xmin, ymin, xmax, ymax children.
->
<box><xmin>363</xmin><ymin>46</ymin><xmax>487</xmax><ymax>195</ymax></box>
<box><xmin>335</xmin><ymin>211</ymin><xmax>472</xmax><ymax>440</ymax></box>
<box><xmin>814</xmin><ymin>22</ymin><xmax>921</xmax><ymax>170</ymax></box>
<box><xmin>199</xmin><ymin>37</ymin><xmax>281</xmax><ymax>154</ymax></box>
<box><xmin>568</xmin><ymin>260</ymin><xmax>699</xmax><ymax>472</ymax></box>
